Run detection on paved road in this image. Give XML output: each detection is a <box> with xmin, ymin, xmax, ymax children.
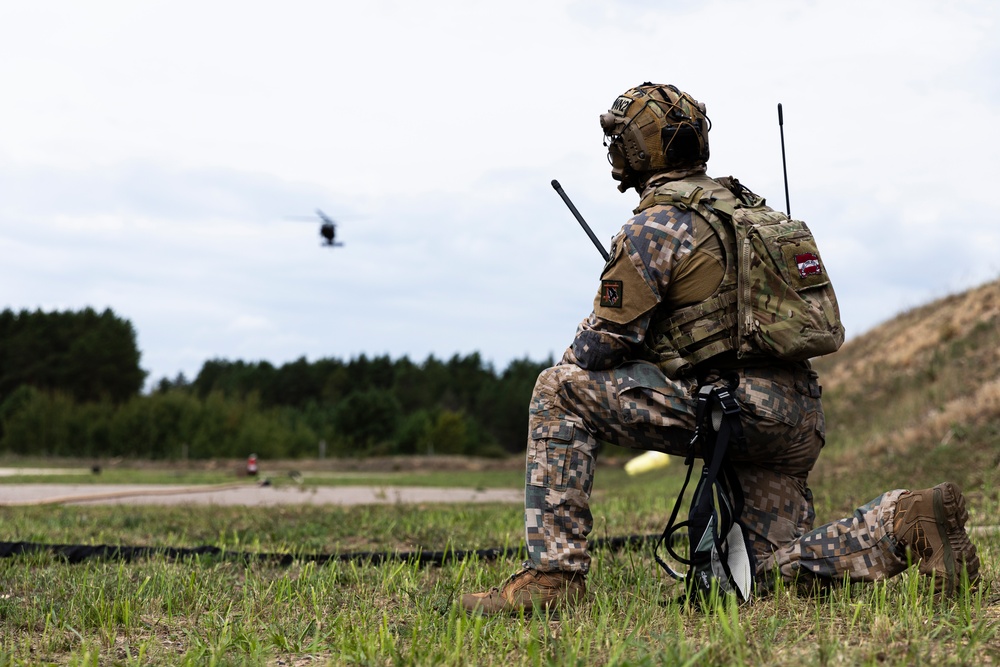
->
<box><xmin>0</xmin><ymin>483</ymin><xmax>523</xmax><ymax>507</ymax></box>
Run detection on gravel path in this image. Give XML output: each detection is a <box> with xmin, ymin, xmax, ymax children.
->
<box><xmin>0</xmin><ymin>483</ymin><xmax>523</xmax><ymax>507</ymax></box>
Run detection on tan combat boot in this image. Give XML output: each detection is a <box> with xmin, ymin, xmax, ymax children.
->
<box><xmin>893</xmin><ymin>482</ymin><xmax>980</xmax><ymax>596</ymax></box>
<box><xmin>461</xmin><ymin>566</ymin><xmax>586</xmax><ymax>615</ymax></box>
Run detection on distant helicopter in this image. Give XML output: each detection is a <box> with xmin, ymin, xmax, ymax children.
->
<box><xmin>315</xmin><ymin>209</ymin><xmax>344</xmax><ymax>247</ymax></box>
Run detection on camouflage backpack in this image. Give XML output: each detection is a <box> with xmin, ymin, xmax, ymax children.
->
<box><xmin>641</xmin><ymin>175</ymin><xmax>844</xmax><ymax>375</ymax></box>
<box><xmin>711</xmin><ymin>178</ymin><xmax>845</xmax><ymax>362</ymax></box>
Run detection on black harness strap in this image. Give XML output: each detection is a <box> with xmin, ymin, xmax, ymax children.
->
<box><xmin>654</xmin><ymin>375</ymin><xmax>754</xmax><ymax>601</ymax></box>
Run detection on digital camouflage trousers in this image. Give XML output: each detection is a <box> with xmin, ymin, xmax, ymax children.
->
<box><xmin>524</xmin><ymin>360</ymin><xmax>910</xmax><ymax>586</ymax></box>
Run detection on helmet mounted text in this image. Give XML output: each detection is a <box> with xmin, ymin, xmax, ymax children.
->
<box><xmin>601</xmin><ymin>83</ymin><xmax>711</xmax><ymax>192</ymax></box>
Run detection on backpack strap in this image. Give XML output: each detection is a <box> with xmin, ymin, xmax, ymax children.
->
<box><xmin>634</xmin><ymin>184</ymin><xmax>706</xmax><ymax>214</ymax></box>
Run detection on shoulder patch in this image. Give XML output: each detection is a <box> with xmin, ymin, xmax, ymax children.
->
<box><xmin>592</xmin><ymin>235</ymin><xmax>660</xmax><ymax>324</ymax></box>
<box><xmin>600</xmin><ymin>280</ymin><xmax>623</xmax><ymax>308</ymax></box>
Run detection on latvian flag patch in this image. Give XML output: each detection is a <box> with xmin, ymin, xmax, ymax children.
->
<box><xmin>794</xmin><ymin>252</ymin><xmax>822</xmax><ymax>279</ymax></box>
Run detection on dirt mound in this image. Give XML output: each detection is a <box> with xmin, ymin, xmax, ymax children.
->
<box><xmin>811</xmin><ymin>277</ymin><xmax>1000</xmax><ymax>509</ymax></box>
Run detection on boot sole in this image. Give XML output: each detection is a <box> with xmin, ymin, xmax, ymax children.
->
<box><xmin>931</xmin><ymin>482</ymin><xmax>977</xmax><ymax>595</ymax></box>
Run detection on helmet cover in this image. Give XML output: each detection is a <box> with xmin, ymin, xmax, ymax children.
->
<box><xmin>600</xmin><ymin>83</ymin><xmax>711</xmax><ymax>192</ymax></box>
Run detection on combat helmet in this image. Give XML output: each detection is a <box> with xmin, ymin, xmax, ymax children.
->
<box><xmin>600</xmin><ymin>83</ymin><xmax>711</xmax><ymax>192</ymax></box>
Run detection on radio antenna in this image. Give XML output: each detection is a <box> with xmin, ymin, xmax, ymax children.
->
<box><xmin>551</xmin><ymin>180</ymin><xmax>610</xmax><ymax>261</ymax></box>
<box><xmin>778</xmin><ymin>103</ymin><xmax>791</xmax><ymax>217</ymax></box>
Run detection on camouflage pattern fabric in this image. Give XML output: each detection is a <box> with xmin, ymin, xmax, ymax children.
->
<box><xmin>524</xmin><ymin>360</ymin><xmax>909</xmax><ymax>587</ymax></box>
<box><xmin>524</xmin><ymin>171</ymin><xmax>905</xmax><ymax>588</ymax></box>
<box><xmin>761</xmin><ymin>490</ymin><xmax>909</xmax><ymax>590</ymax></box>
<box><xmin>636</xmin><ymin>174</ymin><xmax>845</xmax><ymax>376</ymax></box>
<box><xmin>729</xmin><ymin>205</ymin><xmax>845</xmax><ymax>362</ymax></box>
<box><xmin>563</xmin><ymin>171</ymin><xmax>735</xmax><ymax>373</ymax></box>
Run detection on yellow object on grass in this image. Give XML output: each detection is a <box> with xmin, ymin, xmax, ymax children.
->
<box><xmin>624</xmin><ymin>450</ymin><xmax>671</xmax><ymax>476</ymax></box>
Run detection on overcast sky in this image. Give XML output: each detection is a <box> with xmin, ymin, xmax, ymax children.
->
<box><xmin>2</xmin><ymin>0</ymin><xmax>998</xmax><ymax>388</ymax></box>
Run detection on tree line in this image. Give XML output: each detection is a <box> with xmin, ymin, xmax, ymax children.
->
<box><xmin>0</xmin><ymin>308</ymin><xmax>549</xmax><ymax>459</ymax></box>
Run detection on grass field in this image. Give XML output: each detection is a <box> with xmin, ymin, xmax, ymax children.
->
<box><xmin>4</xmin><ymin>279</ymin><xmax>997</xmax><ymax>664</ymax></box>
<box><xmin>0</xmin><ymin>454</ymin><xmax>996</xmax><ymax>666</ymax></box>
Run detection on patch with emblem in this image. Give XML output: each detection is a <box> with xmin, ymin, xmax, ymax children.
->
<box><xmin>600</xmin><ymin>280</ymin><xmax>623</xmax><ymax>308</ymax></box>
<box><xmin>794</xmin><ymin>252</ymin><xmax>822</xmax><ymax>279</ymax></box>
